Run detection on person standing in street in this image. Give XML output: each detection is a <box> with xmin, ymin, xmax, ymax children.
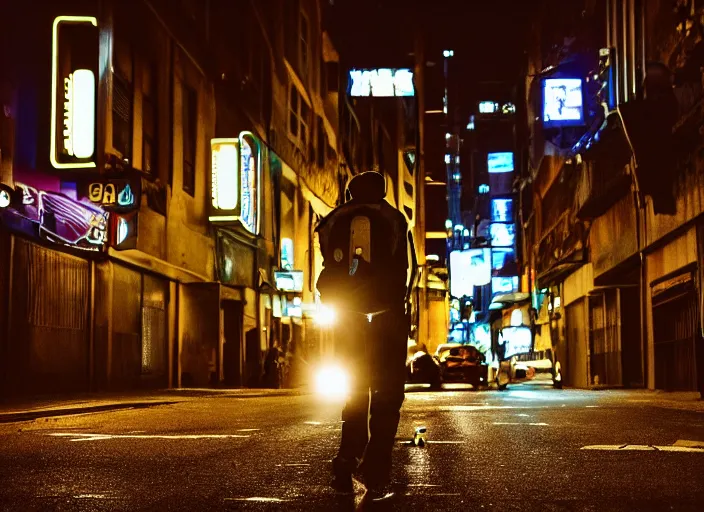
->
<box><xmin>315</xmin><ymin>171</ymin><xmax>417</xmax><ymax>499</ymax></box>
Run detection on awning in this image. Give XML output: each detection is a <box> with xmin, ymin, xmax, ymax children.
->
<box><xmin>536</xmin><ymin>255</ymin><xmax>586</xmax><ymax>290</ymax></box>
<box><xmin>489</xmin><ymin>292</ymin><xmax>531</xmax><ymax>311</ymax></box>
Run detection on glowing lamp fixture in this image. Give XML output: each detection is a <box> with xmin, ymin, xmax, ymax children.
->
<box><xmin>315</xmin><ymin>305</ymin><xmax>336</xmax><ymax>326</ymax></box>
<box><xmin>0</xmin><ymin>185</ymin><xmax>12</xmax><ymax>209</ymax></box>
<box><xmin>211</xmin><ymin>139</ymin><xmax>239</xmax><ymax>211</ymax></box>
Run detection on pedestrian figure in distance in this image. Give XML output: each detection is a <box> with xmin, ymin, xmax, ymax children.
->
<box><xmin>316</xmin><ymin>171</ymin><xmax>417</xmax><ymax>500</ymax></box>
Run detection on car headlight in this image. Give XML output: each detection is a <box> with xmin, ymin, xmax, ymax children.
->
<box><xmin>314</xmin><ymin>364</ymin><xmax>350</xmax><ymax>399</ymax></box>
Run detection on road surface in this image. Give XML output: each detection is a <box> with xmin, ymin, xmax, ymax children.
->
<box><xmin>0</xmin><ymin>380</ymin><xmax>703</xmax><ymax>511</ymax></box>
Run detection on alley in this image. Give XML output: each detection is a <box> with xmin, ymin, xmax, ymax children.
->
<box><xmin>0</xmin><ymin>383</ymin><xmax>702</xmax><ymax>511</ymax></box>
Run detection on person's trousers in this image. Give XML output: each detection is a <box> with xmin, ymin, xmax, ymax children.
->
<box><xmin>332</xmin><ymin>307</ymin><xmax>407</xmax><ymax>487</ymax></box>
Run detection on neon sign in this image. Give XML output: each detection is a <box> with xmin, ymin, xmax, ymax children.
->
<box><xmin>51</xmin><ymin>16</ymin><xmax>98</xmax><ymax>169</ymax></box>
<box><xmin>211</xmin><ymin>139</ymin><xmax>239</xmax><ymax>211</ymax></box>
<box><xmin>349</xmin><ymin>69</ymin><xmax>415</xmax><ymax>97</ymax></box>
<box><xmin>209</xmin><ymin>132</ymin><xmax>260</xmax><ymax>235</ymax></box>
<box><xmin>87</xmin><ymin>179</ymin><xmax>137</xmax><ymax>211</ymax></box>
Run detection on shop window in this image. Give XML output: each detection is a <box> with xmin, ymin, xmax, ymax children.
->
<box><xmin>142</xmin><ymin>61</ymin><xmax>158</xmax><ymax>176</ymax></box>
<box><xmin>112</xmin><ymin>33</ymin><xmax>133</xmax><ymax>163</ymax></box>
<box><xmin>182</xmin><ymin>84</ymin><xmax>197</xmax><ymax>196</ymax></box>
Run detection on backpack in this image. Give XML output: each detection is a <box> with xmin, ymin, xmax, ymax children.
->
<box><xmin>316</xmin><ymin>202</ymin><xmax>407</xmax><ymax>311</ymax></box>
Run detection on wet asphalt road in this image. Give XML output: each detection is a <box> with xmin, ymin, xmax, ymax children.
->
<box><xmin>0</xmin><ymin>380</ymin><xmax>703</xmax><ymax>511</ymax></box>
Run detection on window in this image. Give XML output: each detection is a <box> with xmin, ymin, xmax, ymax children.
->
<box><xmin>299</xmin><ymin>12</ymin><xmax>309</xmax><ymax>78</ymax></box>
<box><xmin>142</xmin><ymin>61</ymin><xmax>157</xmax><ymax>176</ymax></box>
<box><xmin>112</xmin><ymin>33</ymin><xmax>133</xmax><ymax>162</ymax></box>
<box><xmin>326</xmin><ymin>61</ymin><xmax>339</xmax><ymax>93</ymax></box>
<box><xmin>182</xmin><ymin>85</ymin><xmax>197</xmax><ymax>195</ymax></box>
<box><xmin>316</xmin><ymin>116</ymin><xmax>325</xmax><ymax>167</ymax></box>
<box><xmin>288</xmin><ymin>86</ymin><xmax>310</xmax><ymax>152</ymax></box>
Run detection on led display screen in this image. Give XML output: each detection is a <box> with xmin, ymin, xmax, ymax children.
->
<box><xmin>487</xmin><ymin>152</ymin><xmax>514</xmax><ymax>173</ymax></box>
<box><xmin>490</xmin><ymin>223</ymin><xmax>515</xmax><ymax>247</ymax></box>
<box><xmin>349</xmin><ymin>68</ymin><xmax>414</xmax><ymax>97</ymax></box>
<box><xmin>492</xmin><ymin>276</ymin><xmax>519</xmax><ymax>294</ymax></box>
<box><xmin>543</xmin><ymin>78</ymin><xmax>584</xmax><ymax>127</ymax></box>
<box><xmin>275</xmin><ymin>270</ymin><xmax>304</xmax><ymax>293</ymax></box>
<box><xmin>499</xmin><ymin>326</ymin><xmax>533</xmax><ymax>359</ymax></box>
<box><xmin>491</xmin><ymin>198</ymin><xmax>513</xmax><ymax>223</ymax></box>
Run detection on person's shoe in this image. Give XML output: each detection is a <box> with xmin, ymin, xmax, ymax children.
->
<box><xmin>362</xmin><ymin>484</ymin><xmax>395</xmax><ymax>503</ymax></box>
<box><xmin>330</xmin><ymin>472</ymin><xmax>354</xmax><ymax>494</ymax></box>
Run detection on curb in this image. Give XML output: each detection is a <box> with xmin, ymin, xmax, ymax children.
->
<box><xmin>0</xmin><ymin>401</ymin><xmax>178</xmax><ymax>424</ymax></box>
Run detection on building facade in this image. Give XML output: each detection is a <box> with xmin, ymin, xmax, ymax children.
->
<box><xmin>0</xmin><ymin>0</ymin><xmax>428</xmax><ymax>397</ymax></box>
<box><xmin>520</xmin><ymin>0</ymin><xmax>704</xmax><ymax>394</ymax></box>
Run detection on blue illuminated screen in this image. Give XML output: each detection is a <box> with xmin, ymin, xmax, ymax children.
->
<box><xmin>543</xmin><ymin>78</ymin><xmax>584</xmax><ymax>127</ymax></box>
<box><xmin>490</xmin><ymin>223</ymin><xmax>515</xmax><ymax>247</ymax></box>
<box><xmin>487</xmin><ymin>152</ymin><xmax>514</xmax><ymax>173</ymax></box>
<box><xmin>491</xmin><ymin>198</ymin><xmax>513</xmax><ymax>223</ymax></box>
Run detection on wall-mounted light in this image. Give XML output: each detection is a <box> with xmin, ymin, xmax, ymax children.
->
<box><xmin>0</xmin><ymin>184</ymin><xmax>13</xmax><ymax>209</ymax></box>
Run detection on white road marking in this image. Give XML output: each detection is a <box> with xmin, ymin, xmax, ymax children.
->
<box><xmin>236</xmin><ymin>429</ymin><xmax>260</xmax><ymax>432</ymax></box>
<box><xmin>73</xmin><ymin>494</ymin><xmax>112</xmax><ymax>499</ymax></box>
<box><xmin>407</xmin><ymin>484</ymin><xmax>441</xmax><ymax>487</ymax></box>
<box><xmin>586</xmin><ymin>405</ymin><xmax>599</xmax><ymax>408</ymax></box>
<box><xmin>47</xmin><ymin>433</ymin><xmax>250</xmax><ymax>442</ymax></box>
<box><xmin>581</xmin><ymin>444</ymin><xmax>704</xmax><ymax>452</ymax></box>
<box><xmin>285</xmin><ymin>463</ymin><xmax>310</xmax><ymax>467</ymax></box>
<box><xmin>440</xmin><ymin>405</ymin><xmax>544</xmax><ymax>411</ymax></box>
<box><xmin>304</xmin><ymin>421</ymin><xmax>322</xmax><ymax>425</ymax></box>
<box><xmin>494</xmin><ymin>422</ymin><xmax>549</xmax><ymax>426</ymax></box>
<box><xmin>225</xmin><ymin>497</ymin><xmax>290</xmax><ymax>503</ymax></box>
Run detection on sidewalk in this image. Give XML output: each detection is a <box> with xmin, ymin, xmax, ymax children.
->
<box><xmin>0</xmin><ymin>387</ymin><xmax>308</xmax><ymax>424</ymax></box>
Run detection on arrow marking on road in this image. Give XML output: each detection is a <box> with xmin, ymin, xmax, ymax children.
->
<box><xmin>47</xmin><ymin>433</ymin><xmax>251</xmax><ymax>442</ymax></box>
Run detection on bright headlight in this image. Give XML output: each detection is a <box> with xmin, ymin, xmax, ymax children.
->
<box><xmin>314</xmin><ymin>365</ymin><xmax>349</xmax><ymax>399</ymax></box>
<box><xmin>315</xmin><ymin>305</ymin><xmax>336</xmax><ymax>326</ymax></box>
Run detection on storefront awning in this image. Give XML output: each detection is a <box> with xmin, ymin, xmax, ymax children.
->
<box><xmin>489</xmin><ymin>292</ymin><xmax>531</xmax><ymax>311</ymax></box>
<box><xmin>536</xmin><ymin>259</ymin><xmax>585</xmax><ymax>289</ymax></box>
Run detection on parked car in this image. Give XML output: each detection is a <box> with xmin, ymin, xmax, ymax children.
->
<box><xmin>435</xmin><ymin>343</ymin><xmax>489</xmax><ymax>388</ymax></box>
<box><xmin>406</xmin><ymin>350</ymin><xmax>441</xmax><ymax>388</ymax></box>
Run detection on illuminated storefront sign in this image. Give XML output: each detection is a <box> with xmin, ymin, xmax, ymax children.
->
<box><xmin>209</xmin><ymin>132</ymin><xmax>260</xmax><ymax>234</ymax></box>
<box><xmin>491</xmin><ymin>198</ymin><xmax>513</xmax><ymax>223</ymax></box>
<box><xmin>239</xmin><ymin>132</ymin><xmax>259</xmax><ymax>234</ymax></box>
<box><xmin>86</xmin><ymin>178</ymin><xmax>138</xmax><ymax>211</ymax></box>
<box><xmin>110</xmin><ymin>211</ymin><xmax>138</xmax><ymax>250</ymax></box>
<box><xmin>349</xmin><ymin>68</ymin><xmax>415</xmax><ymax>97</ymax></box>
<box><xmin>281</xmin><ymin>238</ymin><xmax>294</xmax><ymax>270</ymax></box>
<box><xmin>275</xmin><ymin>270</ymin><xmax>304</xmax><ymax>293</ymax></box>
<box><xmin>51</xmin><ymin>16</ymin><xmax>98</xmax><ymax>169</ymax></box>
<box><xmin>0</xmin><ymin>182</ymin><xmax>108</xmax><ymax>251</ymax></box>
<box><xmin>211</xmin><ymin>138</ymin><xmax>239</xmax><ymax>212</ymax></box>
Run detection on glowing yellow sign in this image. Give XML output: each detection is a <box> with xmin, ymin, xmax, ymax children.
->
<box><xmin>50</xmin><ymin>16</ymin><xmax>97</xmax><ymax>169</ymax></box>
<box><xmin>211</xmin><ymin>139</ymin><xmax>239</xmax><ymax>212</ymax></box>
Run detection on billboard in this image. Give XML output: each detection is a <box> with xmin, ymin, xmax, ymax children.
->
<box><xmin>450</xmin><ymin>248</ymin><xmax>491</xmax><ymax>298</ymax></box>
<box><xmin>349</xmin><ymin>68</ymin><xmax>414</xmax><ymax>97</ymax></box>
<box><xmin>487</xmin><ymin>152</ymin><xmax>514</xmax><ymax>173</ymax></box>
<box><xmin>543</xmin><ymin>78</ymin><xmax>585</xmax><ymax>128</ymax></box>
